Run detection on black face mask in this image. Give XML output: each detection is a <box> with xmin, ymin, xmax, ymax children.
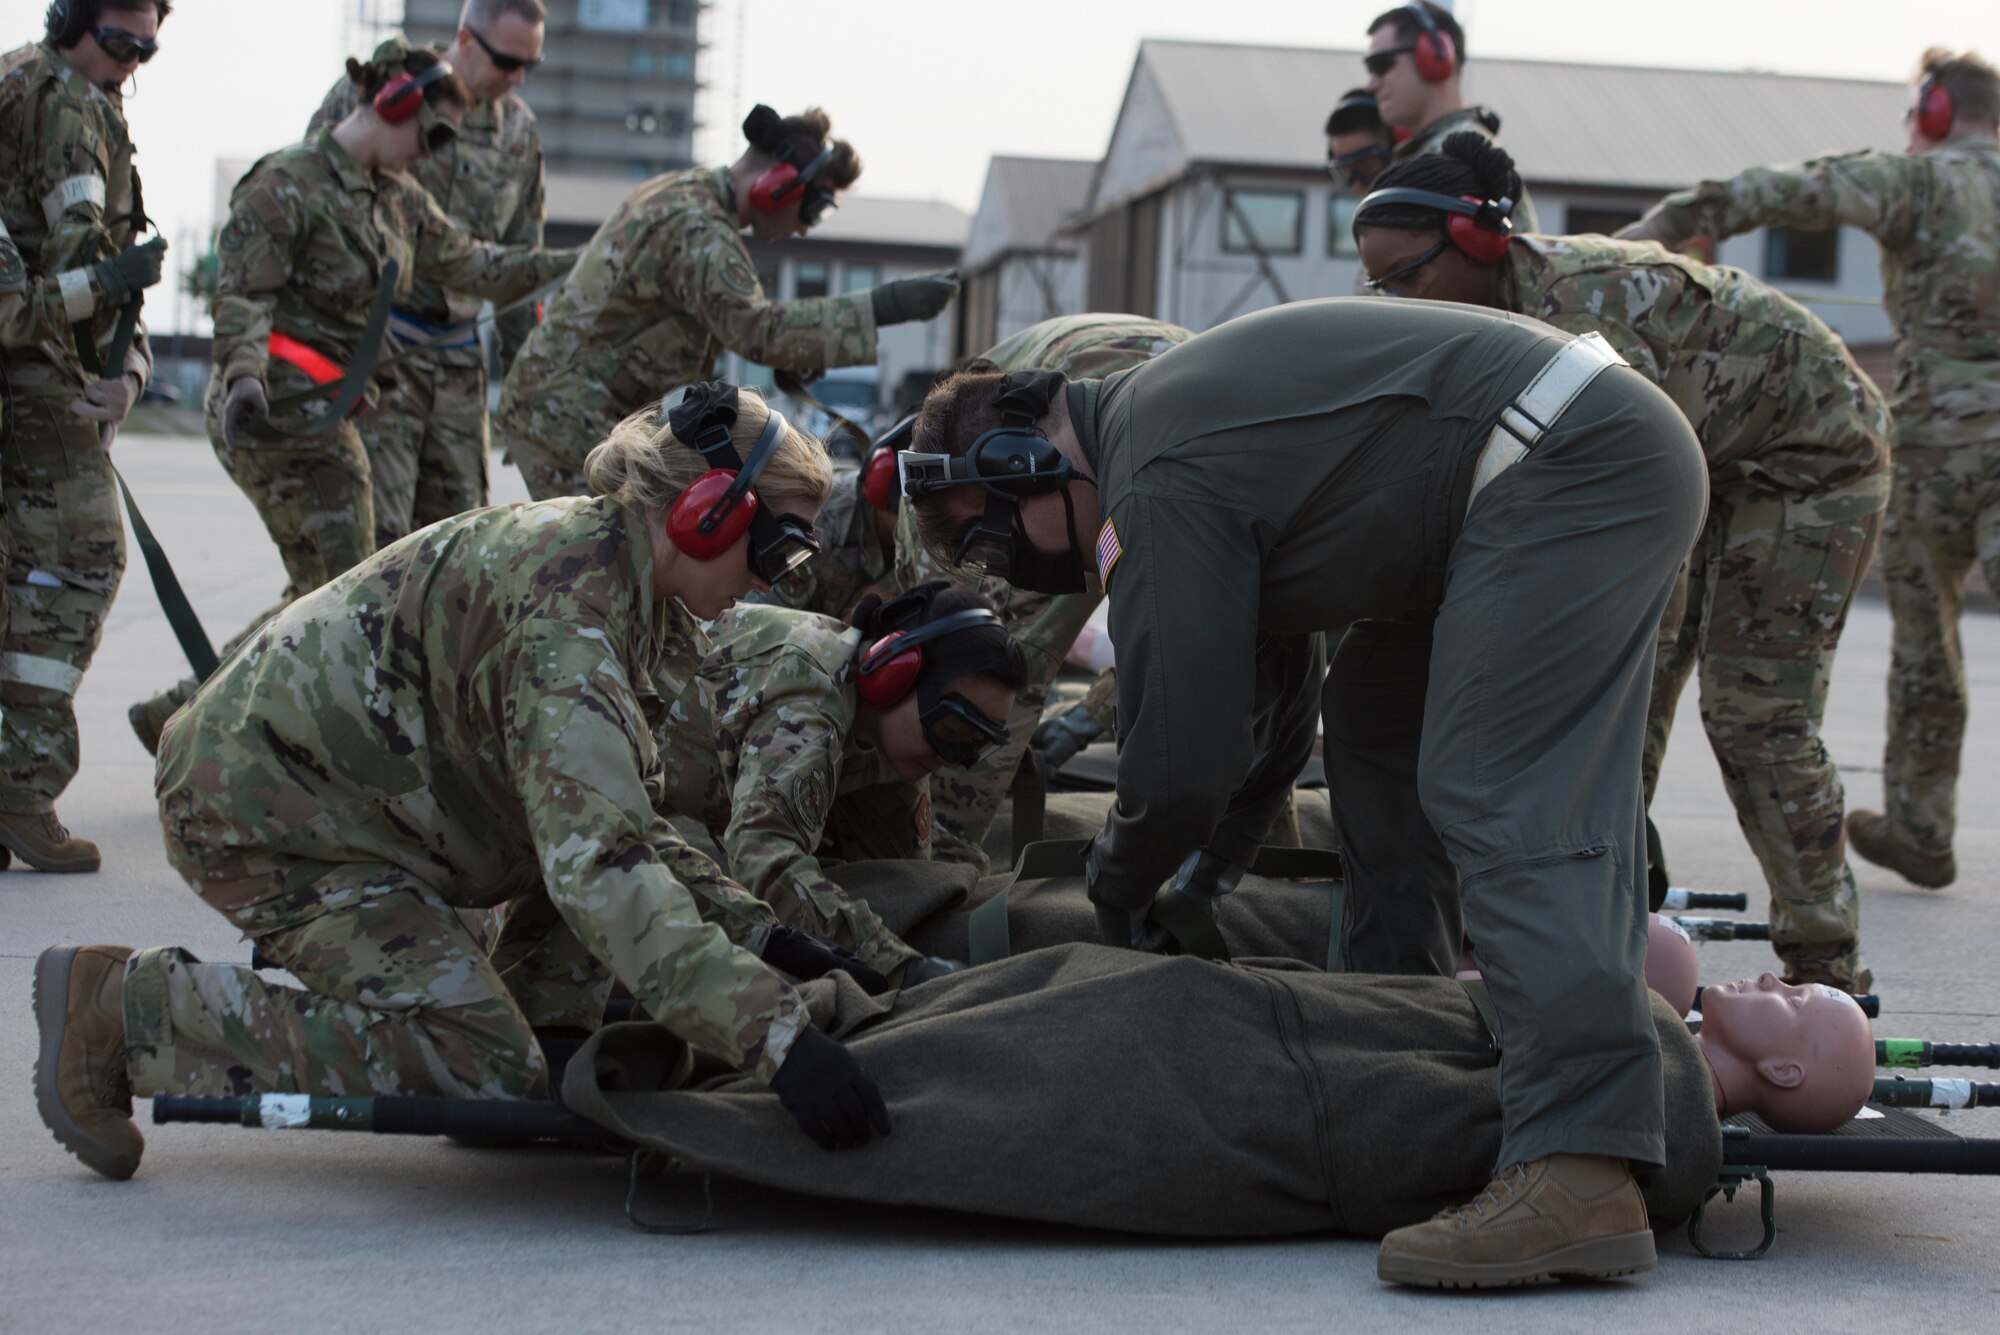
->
<box><xmin>1004</xmin><ymin>486</ymin><xmax>1089</xmax><ymax>596</ymax></box>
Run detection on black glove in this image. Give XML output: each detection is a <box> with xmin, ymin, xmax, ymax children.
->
<box><xmin>869</xmin><ymin>268</ymin><xmax>959</xmax><ymax>326</ymax></box>
<box><xmin>760</xmin><ymin>924</ymin><xmax>892</xmax><ymax>995</ymax></box>
<box><xmin>222</xmin><ymin>376</ymin><xmax>269</xmax><ymax>448</ymax></box>
<box><xmin>1168</xmin><ymin>849</ymin><xmax>1248</xmax><ymax>907</ymax></box>
<box><xmin>769</xmin><ymin>1026</ymin><xmax>891</xmax><ymax>1150</ymax></box>
<box><xmin>1031</xmin><ymin>705</ymin><xmax>1102</xmax><ymax>772</ymax></box>
<box><xmin>91</xmin><ymin>235</ymin><xmax>168</xmax><ymax>307</ymax></box>
<box><xmin>902</xmin><ymin>955</ymin><xmax>963</xmax><ymax>987</ymax></box>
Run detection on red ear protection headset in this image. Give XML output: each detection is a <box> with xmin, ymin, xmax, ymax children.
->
<box><xmin>862</xmin><ymin>413</ymin><xmax>918</xmax><ymax>513</ymax></box>
<box><xmin>374</xmin><ymin>60</ymin><xmax>451</xmax><ymax>125</ymax></box>
<box><xmin>1405</xmin><ymin>4</ymin><xmax>1458</xmax><ymax>84</ymax></box>
<box><xmin>1354</xmin><ymin>186</ymin><xmax>1515</xmax><ymax>264</ymax></box>
<box><xmin>855</xmin><ymin>608</ymin><xmax>1003</xmax><ymax>709</ymax></box>
<box><xmin>749</xmin><ymin>141</ymin><xmax>834</xmax><ymax>214</ymax></box>
<box><xmin>1915</xmin><ymin>72</ymin><xmax>1955</xmax><ymax>141</ymax></box>
<box><xmin>664</xmin><ymin>384</ymin><xmax>785</xmax><ymax>560</ymax></box>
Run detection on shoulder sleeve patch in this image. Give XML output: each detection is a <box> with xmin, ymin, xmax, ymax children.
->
<box><xmin>1096</xmin><ymin>518</ymin><xmax>1123</xmax><ymax>583</ymax></box>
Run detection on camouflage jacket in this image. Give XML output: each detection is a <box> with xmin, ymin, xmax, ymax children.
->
<box><xmin>892</xmin><ymin>315</ymin><xmax>1194</xmax><ymax>678</ymax></box>
<box><xmin>1643</xmin><ymin>137</ymin><xmax>2000</xmax><ymax>447</ymax></box>
<box><xmin>1392</xmin><ymin>105</ymin><xmax>1539</xmax><ymax>233</ymax></box>
<box><xmin>653</xmin><ymin>605</ymin><xmax>928</xmax><ymax>970</ymax></box>
<box><xmin>0</xmin><ymin>40</ymin><xmax>151</xmax><ymax>392</ymax></box>
<box><xmin>761</xmin><ymin>465</ymin><xmax>895</xmax><ymax>620</ymax></box>
<box><xmin>1501</xmin><ymin>233</ymin><xmax>1889</xmax><ymax>491</ymax></box>
<box><xmin>211</xmin><ymin>129</ymin><xmax>573</xmax><ymax>403</ymax></box>
<box><xmin>153</xmin><ymin>497</ymin><xmax>804</xmax><ymax>1082</ymax></box>
<box><xmin>496</xmin><ymin>166</ymin><xmax>876</xmax><ymax>468</ymax></box>
<box><xmin>307</xmin><ymin>38</ymin><xmax>546</xmax><ymax>365</ymax></box>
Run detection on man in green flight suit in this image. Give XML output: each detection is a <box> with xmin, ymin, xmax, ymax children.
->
<box><xmin>1623</xmin><ymin>47</ymin><xmax>2000</xmax><ymax>893</ymax></box>
<box><xmin>901</xmin><ymin>297</ymin><xmax>1707</xmax><ymax>1288</ymax></box>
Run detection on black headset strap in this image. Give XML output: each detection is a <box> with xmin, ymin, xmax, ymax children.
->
<box><xmin>1404</xmin><ymin>3</ymin><xmax>1443</xmax><ymax>47</ymax></box>
<box><xmin>993</xmin><ymin>371</ymin><xmax>1062</xmax><ymax>429</ymax></box>
<box><xmin>782</xmin><ymin>142</ymin><xmax>835</xmax><ymax>196</ymax></box>
<box><xmin>1355</xmin><ymin>186</ymin><xmax>1513</xmax><ymax>231</ymax></box>
<box><xmin>860</xmin><ymin>608</ymin><xmax>1002</xmax><ymax>675</ymax></box>
<box><xmin>699</xmin><ymin>407</ymin><xmax>786</xmax><ymax>534</ymax></box>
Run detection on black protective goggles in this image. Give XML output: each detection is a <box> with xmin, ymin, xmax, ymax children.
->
<box><xmin>918</xmin><ymin>677</ymin><xmax>1011</xmax><ymax>767</ymax></box>
<box><xmin>1326</xmin><ymin>145</ymin><xmax>1391</xmax><ymax>188</ymax></box>
<box><xmin>797</xmin><ymin>183</ymin><xmax>836</xmax><ymax>228</ymax></box>
<box><xmin>468</xmin><ymin>27</ymin><xmax>543</xmax><ymax>73</ymax></box>
<box><xmin>1364</xmin><ymin>238</ymin><xmax>1448</xmax><ymax>295</ymax></box>
<box><xmin>95</xmin><ymin>26</ymin><xmax>158</xmax><ymax>64</ymax></box>
<box><xmin>749</xmin><ymin>511</ymin><xmax>821</xmax><ymax>584</ymax></box>
<box><xmin>1363</xmin><ymin>45</ymin><xmax>1414</xmax><ymax>77</ymax></box>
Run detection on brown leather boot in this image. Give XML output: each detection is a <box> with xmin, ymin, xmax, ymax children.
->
<box><xmin>1846</xmin><ymin>810</ymin><xmax>1954</xmax><ymax>889</ymax></box>
<box><xmin>1377</xmin><ymin>1153</ymin><xmax>1656</xmax><ymax>1288</ymax></box>
<box><xmin>0</xmin><ymin>810</ymin><xmax>102</xmax><ymax>873</ymax></box>
<box><xmin>33</xmin><ymin>945</ymin><xmax>143</xmax><ymax>1180</ymax></box>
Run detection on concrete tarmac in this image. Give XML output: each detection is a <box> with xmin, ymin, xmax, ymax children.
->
<box><xmin>3</xmin><ymin>432</ymin><xmax>1998</xmax><ymax>1331</ymax></box>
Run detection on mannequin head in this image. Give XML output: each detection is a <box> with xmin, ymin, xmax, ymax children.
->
<box><xmin>1645</xmin><ymin>914</ymin><xmax>1699</xmax><ymax>1017</ymax></box>
<box><xmin>1698</xmin><ymin>974</ymin><xmax>1874</xmax><ymax>1132</ymax></box>
<box><xmin>584</xmin><ymin>390</ymin><xmax>832</xmax><ymax>621</ymax></box>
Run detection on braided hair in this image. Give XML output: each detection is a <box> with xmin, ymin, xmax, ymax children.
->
<box><xmin>1353</xmin><ymin>132</ymin><xmax>1522</xmax><ymax>235</ymax></box>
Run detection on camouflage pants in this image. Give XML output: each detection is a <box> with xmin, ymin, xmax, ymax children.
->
<box><xmin>363</xmin><ymin>351</ymin><xmax>489</xmax><ymax>547</ymax></box>
<box><xmin>492</xmin><ymin>383</ymin><xmax>594</xmax><ymax>503</ymax></box>
<box><xmin>123</xmin><ymin>882</ymin><xmax>548</xmax><ymax>1101</ymax></box>
<box><xmin>1877</xmin><ymin>440</ymin><xmax>2000</xmax><ymax>858</ymax></box>
<box><xmin>0</xmin><ymin>389</ymin><xmax>126</xmax><ymax>813</ymax></box>
<box><xmin>1643</xmin><ymin>468</ymin><xmax>1888</xmax><ymax>990</ymax></box>
<box><xmin>137</xmin><ymin>378</ymin><xmax>377</xmax><ymax>726</ymax></box>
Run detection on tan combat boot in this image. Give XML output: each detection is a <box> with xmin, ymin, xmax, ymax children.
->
<box><xmin>1376</xmin><ymin>1153</ymin><xmax>1655</xmax><ymax>1288</ymax></box>
<box><xmin>33</xmin><ymin>945</ymin><xmax>143</xmax><ymax>1179</ymax></box>
<box><xmin>1846</xmin><ymin>810</ymin><xmax>1954</xmax><ymax>889</ymax></box>
<box><xmin>0</xmin><ymin>809</ymin><xmax>101</xmax><ymax>873</ymax></box>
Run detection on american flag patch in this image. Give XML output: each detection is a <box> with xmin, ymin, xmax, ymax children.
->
<box><xmin>1096</xmin><ymin>518</ymin><xmax>1123</xmax><ymax>581</ymax></box>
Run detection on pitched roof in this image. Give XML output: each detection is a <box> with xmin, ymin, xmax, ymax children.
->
<box><xmin>961</xmin><ymin>155</ymin><xmax>1098</xmax><ymax>270</ymax></box>
<box><xmin>1109</xmin><ymin>39</ymin><xmax>1910</xmax><ymax>201</ymax></box>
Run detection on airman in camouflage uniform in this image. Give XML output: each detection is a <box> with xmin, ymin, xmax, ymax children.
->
<box><xmin>1495</xmin><ymin>233</ymin><xmax>1892</xmax><ymax>990</ymax></box>
<box><xmin>116</xmin><ymin>496</ymin><xmax>808</xmax><ymax>1108</ymax></box>
<box><xmin>0</xmin><ymin>35</ymin><xmax>153</xmax><ymax>868</ymax></box>
<box><xmin>1624</xmin><ymin>85</ymin><xmax>2000</xmax><ymax>894</ymax></box>
<box><xmin>890</xmin><ymin>315</ymin><xmax>1191</xmax><ymax>864</ymax></box>
<box><xmin>127</xmin><ymin>119</ymin><xmax>574</xmax><ymax>743</ymax></box>
<box><xmin>306</xmin><ymin>35</ymin><xmax>546</xmax><ymax>548</ymax></box>
<box><xmin>495</xmin><ymin>166</ymin><xmax>876</xmax><ymax>500</ymax></box>
<box><xmin>655</xmin><ymin>604</ymin><xmax>935</xmax><ymax>978</ymax></box>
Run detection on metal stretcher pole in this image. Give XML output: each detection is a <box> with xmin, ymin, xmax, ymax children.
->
<box><xmin>1870</xmin><ymin>1077</ymin><xmax>2000</xmax><ymax>1110</ymax></box>
<box><xmin>1878</xmin><ymin>1040</ymin><xmax>2000</xmax><ymax>1070</ymax></box>
<box><xmin>151</xmin><ymin>1093</ymin><xmax>615</xmax><ymax>1146</ymax></box>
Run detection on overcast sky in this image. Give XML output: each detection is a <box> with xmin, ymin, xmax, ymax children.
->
<box><xmin>74</xmin><ymin>0</ymin><xmax>2000</xmax><ymax>333</ymax></box>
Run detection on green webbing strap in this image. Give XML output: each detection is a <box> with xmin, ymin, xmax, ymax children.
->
<box><xmin>246</xmin><ymin>260</ymin><xmax>399</xmax><ymax>442</ymax></box>
<box><xmin>113</xmin><ymin>464</ymin><xmax>219</xmax><ymax>680</ymax></box>
<box><xmin>967</xmin><ymin>838</ymin><xmax>1090</xmax><ymax>966</ymax></box>
<box><xmin>1324</xmin><ymin>879</ymin><xmax>1347</xmax><ymax>973</ymax></box>
<box><xmin>1007</xmin><ymin>751</ymin><xmax>1048</xmax><ymax>864</ymax></box>
<box><xmin>966</xmin><ymin>841</ymin><xmax>1345</xmax><ymax>967</ymax></box>
<box><xmin>1458</xmin><ymin>978</ymin><xmax>1503</xmax><ymax>1057</ymax></box>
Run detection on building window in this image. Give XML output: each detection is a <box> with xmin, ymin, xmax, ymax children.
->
<box><xmin>842</xmin><ymin>262</ymin><xmax>880</xmax><ymax>294</ymax></box>
<box><xmin>630</xmin><ymin>50</ymin><xmax>654</xmax><ymax>76</ymax></box>
<box><xmin>1764</xmin><ymin>227</ymin><xmax>1839</xmax><ymax>283</ymax></box>
<box><xmin>795</xmin><ymin>261</ymin><xmax>830</xmax><ymax>300</ymax></box>
<box><xmin>664</xmin><ymin>50</ymin><xmax>695</xmax><ymax>80</ymax></box>
<box><xmin>662</xmin><ymin>107</ymin><xmax>689</xmax><ymax>136</ymax></box>
<box><xmin>667</xmin><ymin>0</ymin><xmax>698</xmax><ymax>27</ymax></box>
<box><xmin>755</xmin><ymin>259</ymin><xmax>780</xmax><ymax>296</ymax></box>
<box><xmin>1223</xmin><ymin>188</ymin><xmax>1303</xmax><ymax>256</ymax></box>
<box><xmin>1567</xmin><ymin>205</ymin><xmax>1643</xmax><ymax>235</ymax></box>
<box><xmin>625</xmin><ymin>107</ymin><xmax>660</xmax><ymax>135</ymax></box>
<box><xmin>1327</xmin><ymin>196</ymin><xmax>1361</xmax><ymax>256</ymax></box>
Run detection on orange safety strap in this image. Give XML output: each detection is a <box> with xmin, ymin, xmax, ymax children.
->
<box><xmin>268</xmin><ymin>331</ymin><xmax>346</xmax><ymax>386</ymax></box>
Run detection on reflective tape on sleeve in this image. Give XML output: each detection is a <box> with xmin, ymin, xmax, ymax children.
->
<box><xmin>0</xmin><ymin>652</ymin><xmax>84</xmax><ymax>696</ymax></box>
<box><xmin>42</xmin><ymin>174</ymin><xmax>107</xmax><ymax>226</ymax></box>
<box><xmin>57</xmin><ymin>267</ymin><xmax>95</xmax><ymax>321</ymax></box>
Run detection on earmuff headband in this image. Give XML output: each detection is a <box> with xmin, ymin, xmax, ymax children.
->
<box><xmin>1354</xmin><ymin>186</ymin><xmax>1513</xmax><ymax>230</ymax></box>
<box><xmin>859</xmin><ymin>608</ymin><xmax>1003</xmax><ymax>676</ymax></box>
<box><xmin>698</xmin><ymin>407</ymin><xmax>787</xmax><ymax>536</ymax></box>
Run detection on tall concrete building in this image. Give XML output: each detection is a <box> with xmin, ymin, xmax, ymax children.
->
<box><xmin>399</xmin><ymin>0</ymin><xmax>702</xmax><ymax>178</ymax></box>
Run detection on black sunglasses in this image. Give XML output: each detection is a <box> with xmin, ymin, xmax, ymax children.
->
<box><xmin>95</xmin><ymin>26</ymin><xmax>158</xmax><ymax>64</ymax></box>
<box><xmin>1364</xmin><ymin>238</ymin><xmax>1449</xmax><ymax>295</ymax></box>
<box><xmin>1363</xmin><ymin>45</ymin><xmax>1414</xmax><ymax>77</ymax></box>
<box><xmin>468</xmin><ymin>27</ymin><xmax>543</xmax><ymax>74</ymax></box>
